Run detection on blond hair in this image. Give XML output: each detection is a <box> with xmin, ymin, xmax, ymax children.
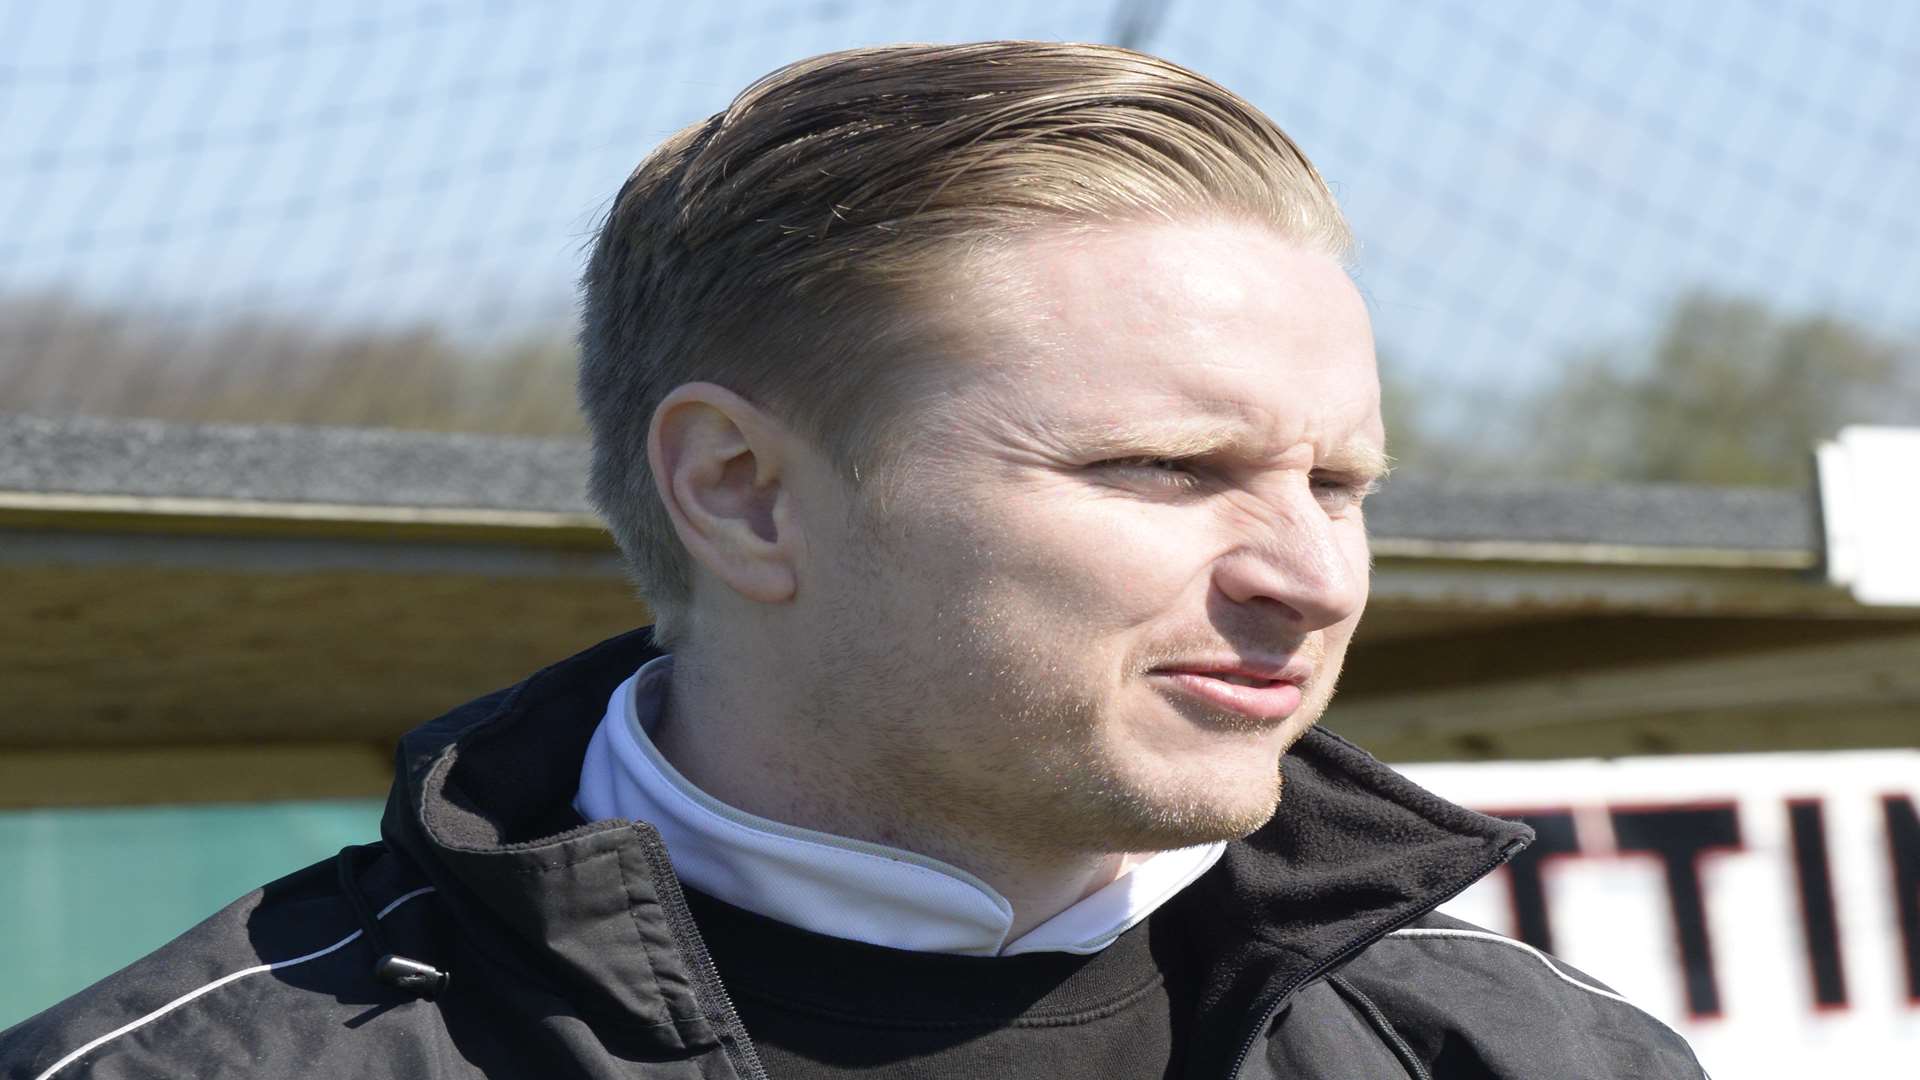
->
<box><xmin>577</xmin><ymin>41</ymin><xmax>1351</xmax><ymax>646</ymax></box>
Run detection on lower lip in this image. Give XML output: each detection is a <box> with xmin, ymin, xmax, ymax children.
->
<box><xmin>1151</xmin><ymin>671</ymin><xmax>1303</xmax><ymax>721</ymax></box>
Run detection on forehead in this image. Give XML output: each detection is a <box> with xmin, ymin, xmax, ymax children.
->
<box><xmin>930</xmin><ymin>219</ymin><xmax>1382</xmax><ymax>463</ymax></box>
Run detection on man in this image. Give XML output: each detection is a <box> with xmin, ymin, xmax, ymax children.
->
<box><xmin>3</xmin><ymin>42</ymin><xmax>1704</xmax><ymax>1079</ymax></box>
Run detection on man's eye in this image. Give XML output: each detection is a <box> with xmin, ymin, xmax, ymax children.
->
<box><xmin>1098</xmin><ymin>457</ymin><xmax>1203</xmax><ymax>490</ymax></box>
<box><xmin>1313</xmin><ymin>474</ymin><xmax>1380</xmax><ymax>511</ymax></box>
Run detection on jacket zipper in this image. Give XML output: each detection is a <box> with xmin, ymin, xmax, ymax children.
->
<box><xmin>639</xmin><ymin>839</ymin><xmax>771</xmax><ymax>1080</ymax></box>
<box><xmin>1220</xmin><ymin>837</ymin><xmax>1529</xmax><ymax>1079</ymax></box>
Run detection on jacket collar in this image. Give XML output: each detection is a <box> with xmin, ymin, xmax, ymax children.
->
<box><xmin>381</xmin><ymin>627</ymin><xmax>733</xmax><ymax>1065</ymax></box>
<box><xmin>1167</xmin><ymin>720</ymin><xmax>1532</xmax><ymax>1076</ymax></box>
<box><xmin>381</xmin><ymin>627</ymin><xmax>1530</xmax><ymax>1064</ymax></box>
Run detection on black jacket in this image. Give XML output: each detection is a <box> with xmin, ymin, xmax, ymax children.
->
<box><xmin>2</xmin><ymin>628</ymin><xmax>1708</xmax><ymax>1079</ymax></box>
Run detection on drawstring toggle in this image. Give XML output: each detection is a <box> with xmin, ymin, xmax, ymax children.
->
<box><xmin>374</xmin><ymin>954</ymin><xmax>451</xmax><ymax>999</ymax></box>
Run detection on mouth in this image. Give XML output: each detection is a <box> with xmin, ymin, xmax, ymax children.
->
<box><xmin>1148</xmin><ymin>669</ymin><xmax>1305</xmax><ymax>723</ymax></box>
<box><xmin>1208</xmin><ymin>672</ymin><xmax>1276</xmax><ymax>687</ymax></box>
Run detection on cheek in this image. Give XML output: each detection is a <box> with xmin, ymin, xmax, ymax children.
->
<box><xmin>986</xmin><ymin>500</ymin><xmax>1216</xmax><ymax>619</ymax></box>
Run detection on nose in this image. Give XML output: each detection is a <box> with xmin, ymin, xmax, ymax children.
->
<box><xmin>1210</xmin><ymin>498</ymin><xmax>1369</xmax><ymax>631</ymax></box>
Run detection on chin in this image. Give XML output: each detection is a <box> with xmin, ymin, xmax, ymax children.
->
<box><xmin>1134</xmin><ymin>714</ymin><xmax>1323</xmax><ymax>844</ymax></box>
<box><xmin>1069</xmin><ymin>751</ymin><xmax>1288</xmax><ymax>853</ymax></box>
<box><xmin>1125</xmin><ymin>792</ymin><xmax>1283</xmax><ymax>851</ymax></box>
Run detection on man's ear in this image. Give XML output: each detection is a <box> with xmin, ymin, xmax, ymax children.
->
<box><xmin>647</xmin><ymin>382</ymin><xmax>799</xmax><ymax>606</ymax></box>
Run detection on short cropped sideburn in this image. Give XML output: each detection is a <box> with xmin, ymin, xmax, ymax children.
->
<box><xmin>577</xmin><ymin>41</ymin><xmax>1352</xmax><ymax>647</ymax></box>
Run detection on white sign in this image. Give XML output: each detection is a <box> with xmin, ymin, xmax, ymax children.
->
<box><xmin>1398</xmin><ymin>750</ymin><xmax>1920</xmax><ymax>1078</ymax></box>
<box><xmin>1817</xmin><ymin>425</ymin><xmax>1920</xmax><ymax>607</ymax></box>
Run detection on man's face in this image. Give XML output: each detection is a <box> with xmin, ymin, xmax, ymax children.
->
<box><xmin>795</xmin><ymin>217</ymin><xmax>1383</xmax><ymax>858</ymax></box>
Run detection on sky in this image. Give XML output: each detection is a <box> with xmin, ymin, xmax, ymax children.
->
<box><xmin>3</xmin><ymin>0</ymin><xmax>1916</xmax><ymax>437</ymax></box>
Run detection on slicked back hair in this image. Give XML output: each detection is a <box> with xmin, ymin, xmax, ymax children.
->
<box><xmin>577</xmin><ymin>41</ymin><xmax>1352</xmax><ymax>647</ymax></box>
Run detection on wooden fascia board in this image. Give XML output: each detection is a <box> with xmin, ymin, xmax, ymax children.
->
<box><xmin>1345</xmin><ymin>702</ymin><xmax>1920</xmax><ymax>762</ymax></box>
<box><xmin>9</xmin><ymin>491</ymin><xmax>1892</xmax><ymax>619</ymax></box>
<box><xmin>5</xmin><ymin>493</ymin><xmax>1818</xmax><ymax>565</ymax></box>
<box><xmin>0</xmin><ymin>492</ymin><xmax>611</xmax><ymax>549</ymax></box>
<box><xmin>1329</xmin><ymin>631</ymin><xmax>1920</xmax><ymax>743</ymax></box>
<box><xmin>1369</xmin><ymin>558</ymin><xmax>1895</xmax><ymax>618</ymax></box>
<box><xmin>1370</xmin><ymin>536</ymin><xmax>1815</xmax><ymax>570</ymax></box>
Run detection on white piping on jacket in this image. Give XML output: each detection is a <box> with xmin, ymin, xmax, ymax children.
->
<box><xmin>32</xmin><ymin>886</ymin><xmax>437</xmax><ymax>1080</ymax></box>
<box><xmin>1384</xmin><ymin>927</ymin><xmax>1678</xmax><ymax>1028</ymax></box>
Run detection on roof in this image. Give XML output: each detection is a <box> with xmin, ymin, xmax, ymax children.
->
<box><xmin>0</xmin><ymin>412</ymin><xmax>1822</xmax><ymax>557</ymax></box>
<box><xmin>0</xmin><ymin>413</ymin><xmax>589</xmax><ymax>513</ymax></box>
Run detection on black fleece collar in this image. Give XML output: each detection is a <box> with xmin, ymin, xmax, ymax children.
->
<box><xmin>379</xmin><ymin>626</ymin><xmax>1531</xmax><ymax>1066</ymax></box>
<box><xmin>1167</xmin><ymin>725</ymin><xmax>1532</xmax><ymax>1076</ymax></box>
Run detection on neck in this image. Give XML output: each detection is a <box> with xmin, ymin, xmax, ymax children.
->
<box><xmin>653</xmin><ymin>649</ymin><xmax>1137</xmax><ymax>941</ymax></box>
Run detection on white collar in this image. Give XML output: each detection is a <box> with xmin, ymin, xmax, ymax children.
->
<box><xmin>573</xmin><ymin>655</ymin><xmax>1225</xmax><ymax>957</ymax></box>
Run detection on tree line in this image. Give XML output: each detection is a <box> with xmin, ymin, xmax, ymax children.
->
<box><xmin>2</xmin><ymin>289</ymin><xmax>1914</xmax><ymax>488</ymax></box>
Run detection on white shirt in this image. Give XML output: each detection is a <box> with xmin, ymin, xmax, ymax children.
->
<box><xmin>573</xmin><ymin>655</ymin><xmax>1226</xmax><ymax>956</ymax></box>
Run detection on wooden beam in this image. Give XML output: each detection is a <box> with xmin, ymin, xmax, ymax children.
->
<box><xmin>1330</xmin><ymin>632</ymin><xmax>1920</xmax><ymax>745</ymax></box>
<box><xmin>0</xmin><ymin>561</ymin><xmax>647</xmax><ymax>748</ymax></box>
<box><xmin>1371</xmin><ymin>536</ymin><xmax>1815</xmax><ymax>570</ymax></box>
<box><xmin>1370</xmin><ymin>558</ymin><xmax>1891</xmax><ymax>618</ymax></box>
<box><xmin>0</xmin><ymin>744</ymin><xmax>393</xmax><ymax>808</ymax></box>
<box><xmin>1350</xmin><ymin>703</ymin><xmax>1920</xmax><ymax>763</ymax></box>
<box><xmin>1339</xmin><ymin>612</ymin><xmax>1920</xmax><ymax>697</ymax></box>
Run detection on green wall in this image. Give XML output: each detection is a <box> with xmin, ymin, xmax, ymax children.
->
<box><xmin>0</xmin><ymin>799</ymin><xmax>385</xmax><ymax>1029</ymax></box>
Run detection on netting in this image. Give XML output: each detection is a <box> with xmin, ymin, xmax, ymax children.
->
<box><xmin>3</xmin><ymin>0</ymin><xmax>1915</xmax><ymax>483</ymax></box>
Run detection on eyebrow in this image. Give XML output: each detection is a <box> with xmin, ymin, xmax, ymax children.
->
<box><xmin>1321</xmin><ymin>441</ymin><xmax>1393</xmax><ymax>481</ymax></box>
<box><xmin>1066</xmin><ymin>419</ymin><xmax>1391</xmax><ymax>481</ymax></box>
<box><xmin>1066</xmin><ymin>419</ymin><xmax>1249</xmax><ymax>460</ymax></box>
